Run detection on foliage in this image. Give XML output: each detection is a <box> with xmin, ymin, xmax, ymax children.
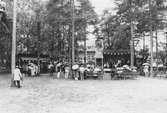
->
<box><xmin>98</xmin><ymin>0</ymin><xmax>167</xmax><ymax>50</ymax></box>
<box><xmin>157</xmin><ymin>51</ymin><xmax>166</xmax><ymax>64</ymax></box>
<box><xmin>138</xmin><ymin>48</ymin><xmax>149</xmax><ymax>62</ymax></box>
<box><xmin>0</xmin><ymin>0</ymin><xmax>13</xmax><ymax>69</ymax></box>
<box><xmin>45</xmin><ymin>0</ymin><xmax>97</xmax><ymax>59</ymax></box>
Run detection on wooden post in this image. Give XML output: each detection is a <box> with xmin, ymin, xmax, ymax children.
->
<box><xmin>155</xmin><ymin>28</ymin><xmax>158</xmax><ymax>58</ymax></box>
<box><xmin>11</xmin><ymin>0</ymin><xmax>17</xmax><ymax>86</ymax></box>
<box><xmin>37</xmin><ymin>21</ymin><xmax>41</xmax><ymax>75</ymax></box>
<box><xmin>130</xmin><ymin>21</ymin><xmax>134</xmax><ymax>67</ymax></box>
<box><xmin>149</xmin><ymin>0</ymin><xmax>153</xmax><ymax>77</ymax></box>
<box><xmin>166</xmin><ymin>32</ymin><xmax>167</xmax><ymax>65</ymax></box>
<box><xmin>143</xmin><ymin>33</ymin><xmax>145</xmax><ymax>50</ymax></box>
<box><xmin>130</xmin><ymin>1</ymin><xmax>134</xmax><ymax>67</ymax></box>
<box><xmin>143</xmin><ymin>33</ymin><xmax>145</xmax><ymax>62</ymax></box>
<box><xmin>84</xmin><ymin>24</ymin><xmax>87</xmax><ymax>67</ymax></box>
<box><xmin>71</xmin><ymin>0</ymin><xmax>75</xmax><ymax>65</ymax></box>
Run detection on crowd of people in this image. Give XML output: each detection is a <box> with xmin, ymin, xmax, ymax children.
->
<box><xmin>48</xmin><ymin>61</ymin><xmax>102</xmax><ymax>80</ymax></box>
<box><xmin>12</xmin><ymin>59</ymin><xmax>142</xmax><ymax>88</ymax></box>
<box><xmin>12</xmin><ymin>60</ymin><xmax>103</xmax><ymax>88</ymax></box>
<box><xmin>13</xmin><ymin>59</ymin><xmax>138</xmax><ymax>87</ymax></box>
<box><xmin>12</xmin><ymin>59</ymin><xmax>154</xmax><ymax>89</ymax></box>
<box><xmin>11</xmin><ymin>58</ymin><xmax>167</xmax><ymax>89</ymax></box>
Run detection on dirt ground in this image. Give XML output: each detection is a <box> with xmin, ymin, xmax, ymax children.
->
<box><xmin>0</xmin><ymin>74</ymin><xmax>167</xmax><ymax>113</ymax></box>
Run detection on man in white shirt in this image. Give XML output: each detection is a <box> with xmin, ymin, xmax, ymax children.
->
<box><xmin>13</xmin><ymin>66</ymin><xmax>23</xmax><ymax>88</ymax></box>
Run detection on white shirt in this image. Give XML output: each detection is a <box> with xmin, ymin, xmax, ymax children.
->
<box><xmin>13</xmin><ymin>68</ymin><xmax>22</xmax><ymax>81</ymax></box>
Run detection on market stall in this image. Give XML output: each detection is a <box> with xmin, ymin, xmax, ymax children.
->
<box><xmin>103</xmin><ymin>49</ymin><xmax>139</xmax><ymax>79</ymax></box>
<box><xmin>103</xmin><ymin>49</ymin><xmax>131</xmax><ymax>67</ymax></box>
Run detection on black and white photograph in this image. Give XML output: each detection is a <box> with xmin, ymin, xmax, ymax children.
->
<box><xmin>1</xmin><ymin>0</ymin><xmax>167</xmax><ymax>113</ymax></box>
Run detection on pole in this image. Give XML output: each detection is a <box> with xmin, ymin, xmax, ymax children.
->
<box><xmin>37</xmin><ymin>21</ymin><xmax>40</xmax><ymax>75</ymax></box>
<box><xmin>11</xmin><ymin>0</ymin><xmax>17</xmax><ymax>86</ymax></box>
<box><xmin>130</xmin><ymin>21</ymin><xmax>134</xmax><ymax>67</ymax></box>
<box><xmin>166</xmin><ymin>32</ymin><xmax>167</xmax><ymax>65</ymax></box>
<box><xmin>102</xmin><ymin>39</ymin><xmax>104</xmax><ymax>70</ymax></box>
<box><xmin>71</xmin><ymin>0</ymin><xmax>75</xmax><ymax>65</ymax></box>
<box><xmin>143</xmin><ymin>33</ymin><xmax>145</xmax><ymax>62</ymax></box>
<box><xmin>156</xmin><ymin>29</ymin><xmax>158</xmax><ymax>58</ymax></box>
<box><xmin>149</xmin><ymin>0</ymin><xmax>153</xmax><ymax>77</ymax></box>
<box><xmin>130</xmin><ymin>1</ymin><xmax>134</xmax><ymax>67</ymax></box>
<box><xmin>83</xmin><ymin>7</ymin><xmax>87</xmax><ymax>68</ymax></box>
<box><xmin>70</xmin><ymin>0</ymin><xmax>75</xmax><ymax>78</ymax></box>
<box><xmin>143</xmin><ymin>33</ymin><xmax>145</xmax><ymax>50</ymax></box>
<box><xmin>84</xmin><ymin>24</ymin><xmax>86</xmax><ymax>67</ymax></box>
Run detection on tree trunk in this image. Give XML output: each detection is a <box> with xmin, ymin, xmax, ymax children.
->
<box><xmin>84</xmin><ymin>22</ymin><xmax>87</xmax><ymax>67</ymax></box>
<box><xmin>130</xmin><ymin>1</ymin><xmax>134</xmax><ymax>67</ymax></box>
<box><xmin>106</xmin><ymin>23</ymin><xmax>110</xmax><ymax>47</ymax></box>
<box><xmin>155</xmin><ymin>29</ymin><xmax>158</xmax><ymax>58</ymax></box>
<box><xmin>37</xmin><ymin>21</ymin><xmax>41</xmax><ymax>73</ymax></box>
<box><xmin>149</xmin><ymin>0</ymin><xmax>153</xmax><ymax>77</ymax></box>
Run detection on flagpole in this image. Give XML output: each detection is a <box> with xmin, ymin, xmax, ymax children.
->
<box><xmin>11</xmin><ymin>0</ymin><xmax>17</xmax><ymax>86</ymax></box>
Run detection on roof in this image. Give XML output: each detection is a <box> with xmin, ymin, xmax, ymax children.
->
<box><xmin>17</xmin><ymin>53</ymin><xmax>49</xmax><ymax>58</ymax></box>
<box><xmin>78</xmin><ymin>51</ymin><xmax>95</xmax><ymax>54</ymax></box>
<box><xmin>103</xmin><ymin>49</ymin><xmax>130</xmax><ymax>55</ymax></box>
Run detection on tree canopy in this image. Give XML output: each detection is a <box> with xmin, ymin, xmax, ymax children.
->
<box><xmin>98</xmin><ymin>0</ymin><xmax>167</xmax><ymax>50</ymax></box>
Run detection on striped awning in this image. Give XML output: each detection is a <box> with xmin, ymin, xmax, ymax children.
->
<box><xmin>103</xmin><ymin>49</ymin><xmax>130</xmax><ymax>55</ymax></box>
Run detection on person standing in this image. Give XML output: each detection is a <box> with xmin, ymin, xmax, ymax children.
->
<box><xmin>30</xmin><ymin>65</ymin><xmax>36</xmax><ymax>77</ymax></box>
<box><xmin>72</xmin><ymin>64</ymin><xmax>79</xmax><ymax>80</ymax></box>
<box><xmin>36</xmin><ymin>64</ymin><xmax>40</xmax><ymax>77</ymax></box>
<box><xmin>56</xmin><ymin>62</ymin><xmax>62</xmax><ymax>79</ymax></box>
<box><xmin>27</xmin><ymin>64</ymin><xmax>31</xmax><ymax>77</ymax></box>
<box><xmin>79</xmin><ymin>65</ymin><xmax>85</xmax><ymax>80</ymax></box>
<box><xmin>65</xmin><ymin>64</ymin><xmax>70</xmax><ymax>79</ymax></box>
<box><xmin>48</xmin><ymin>62</ymin><xmax>54</xmax><ymax>76</ymax></box>
<box><xmin>144</xmin><ymin>65</ymin><xmax>149</xmax><ymax>77</ymax></box>
<box><xmin>13</xmin><ymin>66</ymin><xmax>23</xmax><ymax>88</ymax></box>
